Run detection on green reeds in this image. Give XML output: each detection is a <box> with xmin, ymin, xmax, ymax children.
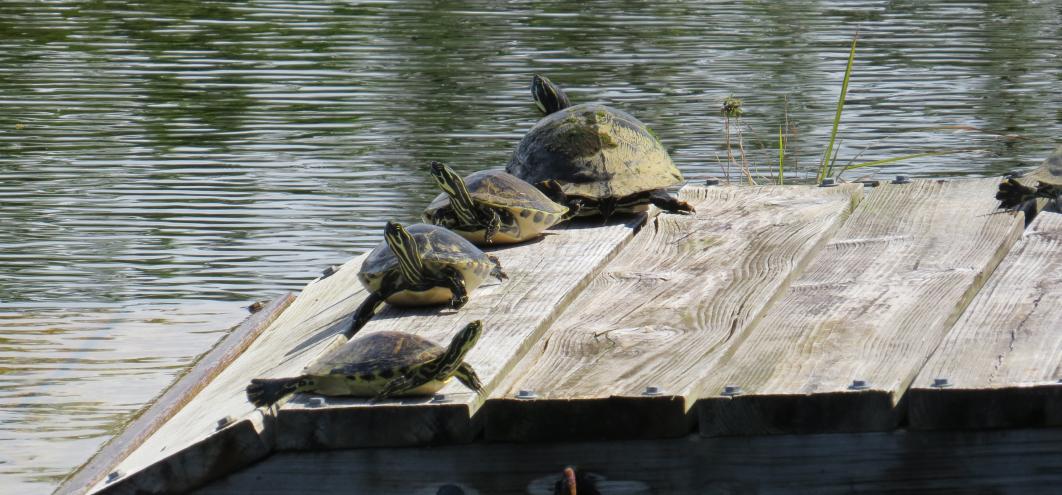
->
<box><xmin>817</xmin><ymin>34</ymin><xmax>857</xmax><ymax>183</ymax></box>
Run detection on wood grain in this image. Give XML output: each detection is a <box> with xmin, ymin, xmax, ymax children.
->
<box><xmin>697</xmin><ymin>178</ymin><xmax>1025</xmax><ymax>436</ymax></box>
<box><xmin>53</xmin><ymin>294</ymin><xmax>293</xmax><ymax>495</ymax></box>
<box><xmin>274</xmin><ymin>217</ymin><xmax>645</xmax><ymax>450</ymax></box>
<box><xmin>909</xmin><ymin>211</ymin><xmax>1062</xmax><ymax>429</ymax></box>
<box><xmin>84</xmin><ymin>249</ymin><xmax>376</xmax><ymax>494</ymax></box>
<box><xmin>196</xmin><ymin>429</ymin><xmax>1062</xmax><ymax>494</ymax></box>
<box><xmin>483</xmin><ymin>184</ymin><xmax>863</xmax><ymax>441</ymax></box>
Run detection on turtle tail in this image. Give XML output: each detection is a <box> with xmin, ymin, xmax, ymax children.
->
<box><xmin>996</xmin><ymin>178</ymin><xmax>1036</xmax><ymax>209</ymax></box>
<box><xmin>246</xmin><ymin>376</ymin><xmax>313</xmax><ymax>407</ymax></box>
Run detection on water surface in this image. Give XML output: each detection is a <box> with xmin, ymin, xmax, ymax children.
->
<box><xmin>2</xmin><ymin>1</ymin><xmax>1061</xmax><ymax>492</ymax></box>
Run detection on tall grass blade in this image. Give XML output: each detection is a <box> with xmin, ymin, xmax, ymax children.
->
<box><xmin>818</xmin><ymin>33</ymin><xmax>858</xmax><ymax>182</ymax></box>
<box><xmin>778</xmin><ymin>125</ymin><xmax>785</xmax><ymax>185</ymax></box>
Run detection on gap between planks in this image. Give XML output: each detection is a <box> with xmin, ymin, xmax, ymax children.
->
<box><xmin>483</xmin><ymin>183</ymin><xmax>864</xmax><ymax>441</ymax></box>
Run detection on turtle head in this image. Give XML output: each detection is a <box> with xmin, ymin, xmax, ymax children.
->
<box><xmin>432</xmin><ymin>320</ymin><xmax>483</xmax><ymax>380</ymax></box>
<box><xmin>429</xmin><ymin>161</ymin><xmax>478</xmax><ymax>219</ymax></box>
<box><xmin>384</xmin><ymin>221</ymin><xmax>424</xmax><ymax>284</ymax></box>
<box><xmin>532</xmin><ymin>74</ymin><xmax>571</xmax><ymax>116</ymax></box>
<box><xmin>428</xmin><ymin>161</ymin><xmax>495</xmax><ymax>237</ymax></box>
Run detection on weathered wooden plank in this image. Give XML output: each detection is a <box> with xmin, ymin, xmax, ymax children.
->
<box><xmin>53</xmin><ymin>294</ymin><xmax>293</xmax><ymax>495</ymax></box>
<box><xmin>84</xmin><ymin>251</ymin><xmax>376</xmax><ymax>495</ymax></box>
<box><xmin>196</xmin><ymin>429</ymin><xmax>1062</xmax><ymax>494</ymax></box>
<box><xmin>483</xmin><ymin>184</ymin><xmax>863</xmax><ymax>442</ymax></box>
<box><xmin>697</xmin><ymin>178</ymin><xmax>1025</xmax><ymax>436</ymax></box>
<box><xmin>274</xmin><ymin>217</ymin><xmax>645</xmax><ymax>450</ymax></box>
<box><xmin>909</xmin><ymin>211</ymin><xmax>1062</xmax><ymax>430</ymax></box>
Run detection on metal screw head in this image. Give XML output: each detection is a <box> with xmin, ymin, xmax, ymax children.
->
<box><xmin>819</xmin><ymin>178</ymin><xmax>837</xmax><ymax>187</ymax></box>
<box><xmin>705</xmin><ymin>178</ymin><xmax>721</xmax><ymax>186</ymax></box>
<box><xmin>106</xmin><ymin>470</ymin><xmax>123</xmax><ymax>483</ymax></box>
<box><xmin>215</xmin><ymin>416</ymin><xmax>234</xmax><ymax>430</ymax></box>
<box><xmin>931</xmin><ymin>378</ymin><xmax>951</xmax><ymax>388</ymax></box>
<box><xmin>849</xmin><ymin>379</ymin><xmax>869</xmax><ymax>390</ymax></box>
<box><xmin>430</xmin><ymin>393</ymin><xmax>448</xmax><ymax>403</ymax></box>
<box><xmin>893</xmin><ymin>175</ymin><xmax>911</xmax><ymax>184</ymax></box>
<box><xmin>721</xmin><ymin>385</ymin><xmax>742</xmax><ymax>396</ymax></box>
<box><xmin>516</xmin><ymin>389</ymin><xmax>537</xmax><ymax>400</ymax></box>
<box><xmin>643</xmin><ymin>385</ymin><xmax>663</xmax><ymax>396</ymax></box>
<box><xmin>307</xmin><ymin>396</ymin><xmax>326</xmax><ymax>407</ymax></box>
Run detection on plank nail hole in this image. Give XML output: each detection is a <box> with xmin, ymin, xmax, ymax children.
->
<box><xmin>893</xmin><ymin>175</ymin><xmax>911</xmax><ymax>184</ymax></box>
<box><xmin>705</xmin><ymin>178</ymin><xmax>721</xmax><ymax>186</ymax></box>
<box><xmin>516</xmin><ymin>389</ymin><xmax>537</xmax><ymax>400</ymax></box>
<box><xmin>106</xmin><ymin>470</ymin><xmax>122</xmax><ymax>483</ymax></box>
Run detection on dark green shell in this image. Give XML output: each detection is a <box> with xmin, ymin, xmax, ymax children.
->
<box><xmin>306</xmin><ymin>331</ymin><xmax>441</xmax><ymax>377</ymax></box>
<box><xmin>507</xmin><ymin>103</ymin><xmax>683</xmax><ymax>200</ymax></box>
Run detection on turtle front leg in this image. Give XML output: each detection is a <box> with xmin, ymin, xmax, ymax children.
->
<box><xmin>439</xmin><ymin>266</ymin><xmax>469</xmax><ymax>309</ymax></box>
<box><xmin>371</xmin><ymin>372</ymin><xmax>430</xmax><ymax>403</ymax></box>
<box><xmin>482</xmin><ymin>208</ymin><xmax>502</xmax><ymax>243</ymax></box>
<box><xmin>453</xmin><ymin>362</ymin><xmax>484</xmax><ymax>394</ymax></box>
<box><xmin>346</xmin><ymin>292</ymin><xmax>385</xmax><ymax>338</ymax></box>
<box><xmin>649</xmin><ymin>189</ymin><xmax>695</xmax><ymax>215</ymax></box>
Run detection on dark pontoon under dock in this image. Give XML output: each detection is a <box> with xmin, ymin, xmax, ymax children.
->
<box><xmin>56</xmin><ymin>166</ymin><xmax>1062</xmax><ymax>494</ymax></box>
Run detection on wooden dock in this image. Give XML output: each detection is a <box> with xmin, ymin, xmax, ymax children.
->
<box><xmin>56</xmin><ymin>170</ymin><xmax>1062</xmax><ymax>494</ymax></box>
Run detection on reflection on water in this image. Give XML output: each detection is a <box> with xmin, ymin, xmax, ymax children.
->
<box><xmin>0</xmin><ymin>1</ymin><xmax>1060</xmax><ymax>492</ymax></box>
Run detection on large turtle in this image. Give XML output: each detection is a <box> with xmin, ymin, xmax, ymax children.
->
<box><xmin>423</xmin><ymin>161</ymin><xmax>574</xmax><ymax>245</ymax></box>
<box><xmin>507</xmin><ymin>74</ymin><xmax>695</xmax><ymax>220</ymax></box>
<box><xmin>347</xmin><ymin>222</ymin><xmax>506</xmax><ymax>337</ymax></box>
<box><xmin>247</xmin><ymin>320</ymin><xmax>484</xmax><ymax>406</ymax></box>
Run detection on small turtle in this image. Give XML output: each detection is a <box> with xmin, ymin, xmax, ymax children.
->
<box><xmin>997</xmin><ymin>145</ymin><xmax>1062</xmax><ymax>211</ymax></box>
<box><xmin>424</xmin><ymin>161</ymin><xmax>574</xmax><ymax>245</ymax></box>
<box><xmin>246</xmin><ymin>320</ymin><xmax>484</xmax><ymax>406</ymax></box>
<box><xmin>507</xmin><ymin>74</ymin><xmax>695</xmax><ymax>220</ymax></box>
<box><xmin>347</xmin><ymin>222</ymin><xmax>506</xmax><ymax>337</ymax></box>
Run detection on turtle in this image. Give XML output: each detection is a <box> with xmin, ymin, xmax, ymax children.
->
<box><xmin>346</xmin><ymin>222</ymin><xmax>506</xmax><ymax>337</ymax></box>
<box><xmin>506</xmin><ymin>74</ymin><xmax>695</xmax><ymax>220</ymax></box>
<box><xmin>996</xmin><ymin>145</ymin><xmax>1062</xmax><ymax>211</ymax></box>
<box><xmin>423</xmin><ymin>161</ymin><xmax>575</xmax><ymax>245</ymax></box>
<box><xmin>246</xmin><ymin>320</ymin><xmax>484</xmax><ymax>406</ymax></box>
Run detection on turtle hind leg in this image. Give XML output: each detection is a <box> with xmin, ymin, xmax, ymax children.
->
<box><xmin>247</xmin><ymin>377</ymin><xmax>311</xmax><ymax>407</ymax></box>
<box><xmin>996</xmin><ymin>178</ymin><xmax>1036</xmax><ymax>209</ymax></box>
<box><xmin>346</xmin><ymin>292</ymin><xmax>385</xmax><ymax>338</ymax></box>
<box><xmin>649</xmin><ymin>190</ymin><xmax>695</xmax><ymax>215</ymax></box>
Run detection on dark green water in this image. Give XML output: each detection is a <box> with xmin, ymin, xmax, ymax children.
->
<box><xmin>1</xmin><ymin>1</ymin><xmax>1060</xmax><ymax>492</ymax></box>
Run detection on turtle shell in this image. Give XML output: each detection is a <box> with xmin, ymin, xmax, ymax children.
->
<box><xmin>307</xmin><ymin>331</ymin><xmax>441</xmax><ymax>377</ymax></box>
<box><xmin>357</xmin><ymin>223</ymin><xmax>496</xmax><ymax>306</ymax></box>
<box><xmin>507</xmin><ymin>103</ymin><xmax>683</xmax><ymax>200</ymax></box>
<box><xmin>424</xmin><ymin>169</ymin><xmax>568</xmax><ymax>215</ymax></box>
<box><xmin>304</xmin><ymin>331</ymin><xmax>448</xmax><ymax>396</ymax></box>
